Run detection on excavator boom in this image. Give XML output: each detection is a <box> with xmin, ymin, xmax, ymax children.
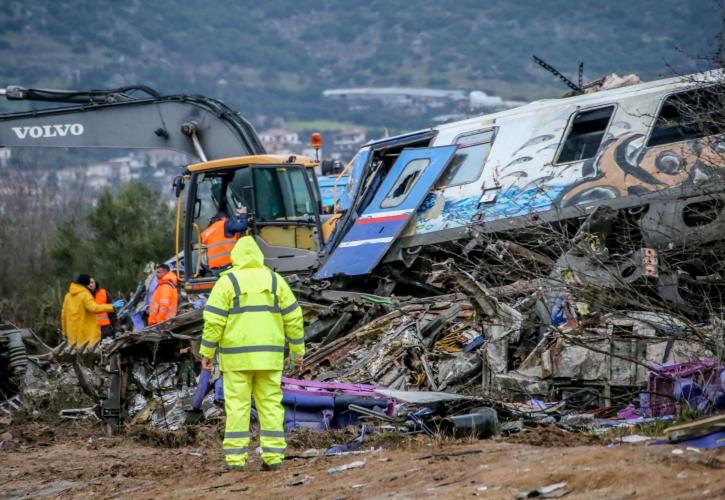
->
<box><xmin>0</xmin><ymin>85</ymin><xmax>264</xmax><ymax>159</ymax></box>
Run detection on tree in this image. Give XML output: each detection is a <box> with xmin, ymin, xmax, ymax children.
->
<box><xmin>51</xmin><ymin>181</ymin><xmax>176</xmax><ymax>294</ymax></box>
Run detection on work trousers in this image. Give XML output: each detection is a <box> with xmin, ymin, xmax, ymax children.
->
<box><xmin>223</xmin><ymin>369</ymin><xmax>286</xmax><ymax>466</ymax></box>
<box><xmin>101</xmin><ymin>325</ymin><xmax>115</xmax><ymax>340</ymax></box>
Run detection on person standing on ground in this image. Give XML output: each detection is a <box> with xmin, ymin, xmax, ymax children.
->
<box><xmin>147</xmin><ymin>264</ymin><xmax>178</xmax><ymax>326</ymax></box>
<box><xmin>90</xmin><ymin>278</ymin><xmax>115</xmax><ymax>339</ymax></box>
<box><xmin>201</xmin><ymin>207</ymin><xmax>249</xmax><ymax>271</ymax></box>
<box><xmin>199</xmin><ymin>236</ymin><xmax>304</xmax><ymax>471</ymax></box>
<box><xmin>61</xmin><ymin>274</ymin><xmax>124</xmax><ymax>347</ymax></box>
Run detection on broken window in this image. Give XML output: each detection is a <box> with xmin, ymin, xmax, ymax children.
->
<box><xmin>647</xmin><ymin>85</ymin><xmax>725</xmax><ymax>147</ymax></box>
<box><xmin>437</xmin><ymin>130</ymin><xmax>494</xmax><ymax>187</ymax></box>
<box><xmin>555</xmin><ymin>106</ymin><xmax>614</xmax><ymax>164</ymax></box>
<box><xmin>380</xmin><ymin>158</ymin><xmax>430</xmax><ymax>208</ymax></box>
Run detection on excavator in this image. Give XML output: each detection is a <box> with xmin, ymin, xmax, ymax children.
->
<box><xmin>3</xmin><ymin>73</ymin><xmax>724</xmax><ymax>305</ymax></box>
<box><xmin>0</xmin><ymin>85</ymin><xmax>327</xmax><ymax>292</ymax></box>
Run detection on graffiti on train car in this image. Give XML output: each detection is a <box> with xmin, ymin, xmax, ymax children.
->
<box><xmin>414</xmin><ymin>132</ymin><xmax>724</xmax><ymax>234</ymax></box>
<box><xmin>560</xmin><ymin>133</ymin><xmax>725</xmax><ymax>205</ymax></box>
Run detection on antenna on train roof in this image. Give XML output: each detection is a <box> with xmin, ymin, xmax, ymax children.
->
<box><xmin>532</xmin><ymin>55</ymin><xmax>584</xmax><ymax>95</ymax></box>
<box><xmin>578</xmin><ymin>62</ymin><xmax>584</xmax><ymax>89</ymax></box>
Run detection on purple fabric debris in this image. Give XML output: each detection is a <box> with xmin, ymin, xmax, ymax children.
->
<box><xmin>279</xmin><ymin>377</ymin><xmax>395</xmax><ymax>430</ymax></box>
<box><xmin>645</xmin><ymin>360</ymin><xmax>724</xmax><ymax>417</ymax></box>
<box><xmin>617</xmin><ymin>404</ymin><xmax>640</xmax><ymax>420</ymax></box>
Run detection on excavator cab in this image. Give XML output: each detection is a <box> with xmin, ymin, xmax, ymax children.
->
<box><xmin>180</xmin><ymin>155</ymin><xmax>324</xmax><ymax>292</ymax></box>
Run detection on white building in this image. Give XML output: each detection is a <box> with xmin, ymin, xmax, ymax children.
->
<box><xmin>259</xmin><ymin>128</ymin><xmax>300</xmax><ymax>147</ymax></box>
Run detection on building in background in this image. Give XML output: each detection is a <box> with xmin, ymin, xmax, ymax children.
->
<box><xmin>329</xmin><ymin>128</ymin><xmax>367</xmax><ymax>160</ymax></box>
<box><xmin>259</xmin><ymin>128</ymin><xmax>302</xmax><ymax>154</ymax></box>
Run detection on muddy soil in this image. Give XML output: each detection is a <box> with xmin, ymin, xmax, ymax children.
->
<box><xmin>0</xmin><ymin>420</ymin><xmax>723</xmax><ymax>499</ymax></box>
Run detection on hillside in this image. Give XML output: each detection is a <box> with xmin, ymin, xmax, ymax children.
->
<box><xmin>0</xmin><ymin>0</ymin><xmax>720</xmax><ymax>130</ymax></box>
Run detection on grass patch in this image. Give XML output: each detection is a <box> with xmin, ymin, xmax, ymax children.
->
<box><xmin>287</xmin><ymin>120</ymin><xmax>369</xmax><ymax>132</ymax></box>
<box><xmin>604</xmin><ymin>406</ymin><xmax>706</xmax><ymax>440</ymax></box>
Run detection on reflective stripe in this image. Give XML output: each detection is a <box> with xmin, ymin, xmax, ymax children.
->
<box><xmin>205</xmin><ymin>305</ymin><xmax>229</xmax><ymax>317</ymax></box>
<box><xmin>225</xmin><ymin>431</ymin><xmax>251</xmax><ymax>439</ymax></box>
<box><xmin>219</xmin><ymin>345</ymin><xmax>284</xmax><ymax>354</ymax></box>
<box><xmin>280</xmin><ymin>301</ymin><xmax>299</xmax><ymax>315</ymax></box>
<box><xmin>159</xmin><ymin>298</ymin><xmax>170</xmax><ymax>304</ymax></box>
<box><xmin>207</xmin><ymin>241</ymin><xmax>234</xmax><ymax>249</ymax></box>
<box><xmin>260</xmin><ymin>430</ymin><xmax>285</xmax><ymax>438</ymax></box>
<box><xmin>271</xmin><ymin>272</ymin><xmax>279</xmax><ymax>311</ymax></box>
<box><xmin>224</xmin><ymin>271</ymin><xmax>289</xmax><ymax>316</ymax></box>
<box><xmin>287</xmin><ymin>336</ymin><xmax>304</xmax><ymax>345</ymax></box>
<box><xmin>223</xmin><ymin>447</ymin><xmax>248</xmax><ymax>455</ymax></box>
<box><xmin>229</xmin><ymin>305</ymin><xmax>279</xmax><ymax>314</ymax></box>
<box><xmin>261</xmin><ymin>447</ymin><xmax>286</xmax><ymax>454</ymax></box>
<box><xmin>201</xmin><ymin>338</ymin><xmax>218</xmax><ymax>349</ymax></box>
<box><xmin>227</xmin><ymin>273</ymin><xmax>242</xmax><ymax>310</ymax></box>
<box><xmin>212</xmin><ymin>251</ymin><xmax>232</xmax><ymax>259</ymax></box>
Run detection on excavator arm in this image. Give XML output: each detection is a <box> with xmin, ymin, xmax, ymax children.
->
<box><xmin>0</xmin><ymin>85</ymin><xmax>265</xmax><ymax>160</ymax></box>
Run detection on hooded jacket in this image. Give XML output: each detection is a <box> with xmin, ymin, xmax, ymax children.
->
<box><xmin>61</xmin><ymin>282</ymin><xmax>115</xmax><ymax>346</ymax></box>
<box><xmin>199</xmin><ymin>236</ymin><xmax>304</xmax><ymax>371</ymax></box>
<box><xmin>148</xmin><ymin>271</ymin><xmax>179</xmax><ymax>325</ymax></box>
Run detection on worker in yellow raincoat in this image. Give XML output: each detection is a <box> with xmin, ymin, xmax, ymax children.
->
<box><xmin>61</xmin><ymin>274</ymin><xmax>124</xmax><ymax>347</ymax></box>
<box><xmin>199</xmin><ymin>236</ymin><xmax>304</xmax><ymax>471</ymax></box>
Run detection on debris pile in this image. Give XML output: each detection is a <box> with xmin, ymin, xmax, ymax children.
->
<box><xmin>2</xmin><ymin>210</ymin><xmax>724</xmax><ymax>447</ymax></box>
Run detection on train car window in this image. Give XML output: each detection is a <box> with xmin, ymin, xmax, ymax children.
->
<box><xmin>381</xmin><ymin>158</ymin><xmax>430</xmax><ymax>208</ymax></box>
<box><xmin>438</xmin><ymin>130</ymin><xmax>495</xmax><ymax>188</ymax></box>
<box><xmin>647</xmin><ymin>86</ymin><xmax>725</xmax><ymax>147</ymax></box>
<box><xmin>556</xmin><ymin>106</ymin><xmax>614</xmax><ymax>164</ymax></box>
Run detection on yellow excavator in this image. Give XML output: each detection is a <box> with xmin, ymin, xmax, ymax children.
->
<box><xmin>0</xmin><ymin>85</ymin><xmax>333</xmax><ymax>291</ymax></box>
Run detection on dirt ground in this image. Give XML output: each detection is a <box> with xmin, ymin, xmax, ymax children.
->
<box><xmin>1</xmin><ymin>420</ymin><xmax>723</xmax><ymax>499</ymax></box>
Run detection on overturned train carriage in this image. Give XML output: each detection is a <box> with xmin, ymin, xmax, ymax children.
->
<box><xmin>318</xmin><ymin>70</ymin><xmax>725</xmax><ymax>312</ymax></box>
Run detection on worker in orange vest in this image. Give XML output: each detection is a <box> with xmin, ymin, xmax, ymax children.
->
<box><xmin>90</xmin><ymin>278</ymin><xmax>115</xmax><ymax>339</ymax></box>
<box><xmin>148</xmin><ymin>264</ymin><xmax>179</xmax><ymax>326</ymax></box>
<box><xmin>200</xmin><ymin>207</ymin><xmax>249</xmax><ymax>271</ymax></box>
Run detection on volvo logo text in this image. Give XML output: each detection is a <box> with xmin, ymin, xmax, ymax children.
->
<box><xmin>11</xmin><ymin>123</ymin><xmax>85</xmax><ymax>139</ymax></box>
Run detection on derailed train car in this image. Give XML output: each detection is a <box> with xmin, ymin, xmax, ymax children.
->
<box><xmin>316</xmin><ymin>70</ymin><xmax>725</xmax><ymax>310</ymax></box>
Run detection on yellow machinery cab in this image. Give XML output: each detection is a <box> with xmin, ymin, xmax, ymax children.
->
<box><xmin>176</xmin><ymin>154</ymin><xmax>324</xmax><ymax>292</ymax></box>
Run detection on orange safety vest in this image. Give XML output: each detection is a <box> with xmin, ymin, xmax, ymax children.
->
<box><xmin>148</xmin><ymin>271</ymin><xmax>179</xmax><ymax>325</ymax></box>
<box><xmin>200</xmin><ymin>219</ymin><xmax>239</xmax><ymax>269</ymax></box>
<box><xmin>95</xmin><ymin>288</ymin><xmax>111</xmax><ymax>327</ymax></box>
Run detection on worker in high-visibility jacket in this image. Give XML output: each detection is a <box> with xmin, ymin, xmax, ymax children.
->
<box><xmin>199</xmin><ymin>236</ymin><xmax>304</xmax><ymax>471</ymax></box>
<box><xmin>61</xmin><ymin>274</ymin><xmax>124</xmax><ymax>347</ymax></box>
<box><xmin>147</xmin><ymin>264</ymin><xmax>179</xmax><ymax>325</ymax></box>
<box><xmin>201</xmin><ymin>207</ymin><xmax>249</xmax><ymax>271</ymax></box>
<box><xmin>90</xmin><ymin>278</ymin><xmax>114</xmax><ymax>339</ymax></box>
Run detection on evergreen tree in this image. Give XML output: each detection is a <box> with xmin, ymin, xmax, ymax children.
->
<box><xmin>51</xmin><ymin>181</ymin><xmax>175</xmax><ymax>294</ymax></box>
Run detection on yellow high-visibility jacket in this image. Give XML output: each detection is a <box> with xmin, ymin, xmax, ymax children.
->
<box><xmin>61</xmin><ymin>282</ymin><xmax>114</xmax><ymax>346</ymax></box>
<box><xmin>199</xmin><ymin>236</ymin><xmax>304</xmax><ymax>371</ymax></box>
